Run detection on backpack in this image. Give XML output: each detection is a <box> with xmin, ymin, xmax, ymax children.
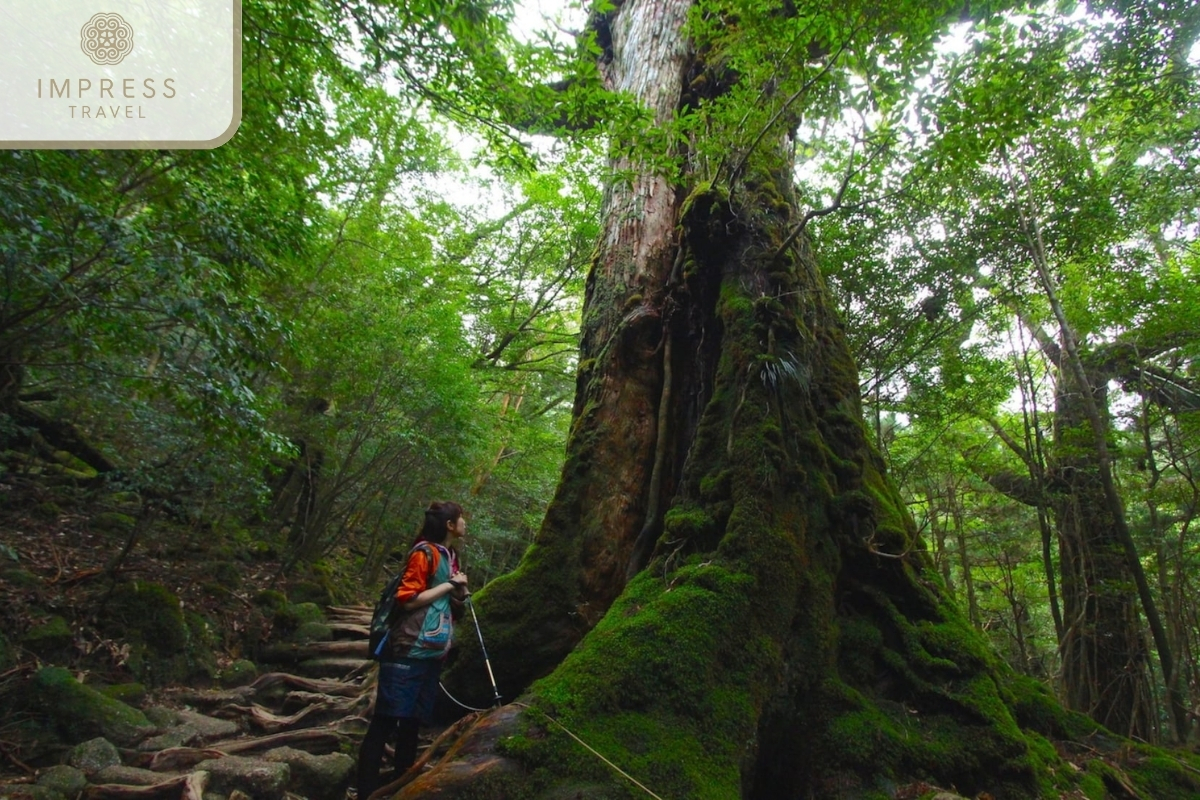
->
<box><xmin>367</xmin><ymin>542</ymin><xmax>442</xmax><ymax>661</ymax></box>
<box><xmin>368</xmin><ymin>571</ymin><xmax>405</xmax><ymax>661</ymax></box>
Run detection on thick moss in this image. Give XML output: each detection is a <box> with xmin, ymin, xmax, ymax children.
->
<box><xmin>99</xmin><ymin>682</ymin><xmax>147</xmax><ymax>705</ymax></box>
<box><xmin>426</xmin><ymin>153</ymin><xmax>1074</xmax><ymax>799</ymax></box>
<box><xmin>33</xmin><ymin>667</ymin><xmax>152</xmax><ymax>745</ymax></box>
<box><xmin>1123</xmin><ymin>752</ymin><xmax>1200</xmax><ymax>799</ymax></box>
<box><xmin>1005</xmin><ymin>673</ymin><xmax>1100</xmax><ymax>741</ymax></box>
<box><xmin>103</xmin><ymin>581</ymin><xmax>187</xmax><ymax>652</ymax></box>
<box><xmin>100</xmin><ymin>582</ymin><xmax>216</xmax><ymax>685</ymax></box>
<box><xmin>23</xmin><ymin>616</ymin><xmax>73</xmax><ymax>659</ymax></box>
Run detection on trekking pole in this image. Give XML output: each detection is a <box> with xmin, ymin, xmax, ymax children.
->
<box><xmin>465</xmin><ymin>595</ymin><xmax>503</xmax><ymax>708</ymax></box>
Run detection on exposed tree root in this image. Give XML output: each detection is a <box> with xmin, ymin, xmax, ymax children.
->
<box><xmin>85</xmin><ymin>771</ymin><xmax>208</xmax><ymax>800</ymax></box>
<box><xmin>365</xmin><ymin>712</ymin><xmax>482</xmax><ymax>800</ymax></box>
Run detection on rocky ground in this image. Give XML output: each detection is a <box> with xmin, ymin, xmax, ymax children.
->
<box><xmin>0</xmin><ymin>475</ymin><xmax>413</xmax><ymax>800</ymax></box>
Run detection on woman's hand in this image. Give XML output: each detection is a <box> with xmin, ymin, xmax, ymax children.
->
<box><xmin>449</xmin><ymin>571</ymin><xmax>470</xmax><ymax>599</ymax></box>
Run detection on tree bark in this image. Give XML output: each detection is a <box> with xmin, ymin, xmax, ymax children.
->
<box><xmin>430</xmin><ymin>1</ymin><xmax>1055</xmax><ymax>797</ymax></box>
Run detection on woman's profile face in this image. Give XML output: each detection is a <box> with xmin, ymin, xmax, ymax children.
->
<box><xmin>448</xmin><ymin>515</ymin><xmax>466</xmax><ymax>542</ymax></box>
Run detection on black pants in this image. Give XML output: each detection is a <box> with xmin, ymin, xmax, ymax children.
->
<box><xmin>356</xmin><ymin>714</ymin><xmax>419</xmax><ymax>799</ymax></box>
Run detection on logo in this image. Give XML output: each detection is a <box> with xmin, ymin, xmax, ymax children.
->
<box><xmin>80</xmin><ymin>13</ymin><xmax>134</xmax><ymax>66</ymax></box>
<box><xmin>3</xmin><ymin>0</ymin><xmax>240</xmax><ymax>148</ymax></box>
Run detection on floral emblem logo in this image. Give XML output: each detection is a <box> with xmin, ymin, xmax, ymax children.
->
<box><xmin>80</xmin><ymin>13</ymin><xmax>134</xmax><ymax>65</ymax></box>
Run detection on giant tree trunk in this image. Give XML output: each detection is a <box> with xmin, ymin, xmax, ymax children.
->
<box><xmin>430</xmin><ymin>1</ymin><xmax>1050</xmax><ymax>797</ymax></box>
<box><xmin>1051</xmin><ymin>369</ymin><xmax>1155</xmax><ymax>741</ymax></box>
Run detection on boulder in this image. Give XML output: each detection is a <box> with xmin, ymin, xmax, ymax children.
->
<box><xmin>22</xmin><ymin>617</ymin><xmax>72</xmax><ymax>659</ymax></box>
<box><xmin>36</xmin><ymin>765</ymin><xmax>87</xmax><ymax>799</ymax></box>
<box><xmin>93</xmin><ymin>765</ymin><xmax>173</xmax><ymax>786</ymax></box>
<box><xmin>263</xmin><ymin>747</ymin><xmax>354</xmax><ymax>800</ymax></box>
<box><xmin>142</xmin><ymin>706</ymin><xmax>179</xmax><ymax>727</ymax></box>
<box><xmin>136</xmin><ymin>724</ymin><xmax>201</xmax><ymax>751</ymax></box>
<box><xmin>34</xmin><ymin>668</ymin><xmax>152</xmax><ymax>746</ymax></box>
<box><xmin>91</xmin><ymin>512</ymin><xmax>136</xmax><ymax>532</ymax></box>
<box><xmin>195</xmin><ymin>756</ymin><xmax>289</xmax><ymax>800</ymax></box>
<box><xmin>67</xmin><ymin>737</ymin><xmax>121</xmax><ymax>775</ymax></box>
<box><xmin>217</xmin><ymin>660</ymin><xmax>258</xmax><ymax>688</ymax></box>
<box><xmin>291</xmin><ymin>622</ymin><xmax>332</xmax><ymax>644</ymax></box>
<box><xmin>175</xmin><ymin>709</ymin><xmax>238</xmax><ymax>741</ymax></box>
<box><xmin>98</xmin><ymin>683</ymin><xmax>147</xmax><ymax>706</ymax></box>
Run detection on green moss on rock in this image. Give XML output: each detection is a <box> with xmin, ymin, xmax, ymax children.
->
<box><xmin>23</xmin><ymin>616</ymin><xmax>73</xmax><ymax>659</ymax></box>
<box><xmin>293</xmin><ymin>621</ymin><xmax>333</xmax><ymax>643</ymax></box>
<box><xmin>3</xmin><ymin>567</ymin><xmax>43</xmax><ymax>589</ymax></box>
<box><xmin>274</xmin><ymin>602</ymin><xmax>324</xmax><ymax>634</ymax></box>
<box><xmin>34</xmin><ymin>667</ymin><xmax>152</xmax><ymax>745</ymax></box>
<box><xmin>33</xmin><ymin>502</ymin><xmax>63</xmax><ymax>520</ymax></box>
<box><xmin>254</xmin><ymin>589</ymin><xmax>287</xmax><ymax>609</ymax></box>
<box><xmin>99</xmin><ymin>682</ymin><xmax>146</xmax><ymax>705</ymax></box>
<box><xmin>103</xmin><ymin>582</ymin><xmax>187</xmax><ymax>652</ymax></box>
<box><xmin>219</xmin><ymin>659</ymin><xmax>258</xmax><ymax>687</ymax></box>
<box><xmin>92</xmin><ymin>512</ymin><xmax>136</xmax><ymax>532</ymax></box>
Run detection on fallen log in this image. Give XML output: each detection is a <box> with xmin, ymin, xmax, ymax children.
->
<box><xmin>86</xmin><ymin>770</ymin><xmax>209</xmax><ymax>799</ymax></box>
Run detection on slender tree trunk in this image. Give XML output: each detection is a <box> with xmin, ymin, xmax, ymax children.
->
<box><xmin>1017</xmin><ymin>338</ymin><xmax>1065</xmax><ymax>643</ymax></box>
<box><xmin>949</xmin><ymin>482</ymin><xmax>979</xmax><ymax>629</ymax></box>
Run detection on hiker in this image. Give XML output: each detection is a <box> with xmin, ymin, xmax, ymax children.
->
<box><xmin>355</xmin><ymin>501</ymin><xmax>469</xmax><ymax>799</ymax></box>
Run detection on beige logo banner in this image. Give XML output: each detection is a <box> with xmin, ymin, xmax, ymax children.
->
<box><xmin>1</xmin><ymin>0</ymin><xmax>241</xmax><ymax>148</ymax></box>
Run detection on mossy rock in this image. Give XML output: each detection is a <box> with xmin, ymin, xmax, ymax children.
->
<box><xmin>103</xmin><ymin>582</ymin><xmax>187</xmax><ymax>653</ymax></box>
<box><xmin>2</xmin><ymin>567</ymin><xmax>42</xmax><ymax>589</ymax></box>
<box><xmin>254</xmin><ymin>589</ymin><xmax>287</xmax><ymax>610</ymax></box>
<box><xmin>101</xmin><ymin>582</ymin><xmax>219</xmax><ymax>686</ymax></box>
<box><xmin>186</xmin><ymin>611</ymin><xmax>218</xmax><ymax>648</ymax></box>
<box><xmin>68</xmin><ymin>737</ymin><xmax>122</xmax><ymax>774</ymax></box>
<box><xmin>274</xmin><ymin>602</ymin><xmax>323</xmax><ymax>633</ymax></box>
<box><xmin>34</xmin><ymin>667</ymin><xmax>153</xmax><ymax>745</ymax></box>
<box><xmin>33</xmin><ymin>502</ymin><xmax>63</xmax><ymax>520</ymax></box>
<box><xmin>219</xmin><ymin>659</ymin><xmax>259</xmax><ymax>688</ymax></box>
<box><xmin>205</xmin><ymin>561</ymin><xmax>243</xmax><ymax>589</ymax></box>
<box><xmin>101</xmin><ymin>491</ymin><xmax>142</xmax><ymax>511</ymax></box>
<box><xmin>1</xmin><ymin>784</ymin><xmax>67</xmax><ymax>800</ymax></box>
<box><xmin>202</xmin><ymin>581</ymin><xmax>233</xmax><ymax>598</ymax></box>
<box><xmin>37</xmin><ymin>764</ymin><xmax>88</xmax><ymax>798</ymax></box>
<box><xmin>289</xmin><ymin>580</ymin><xmax>334</xmax><ymax>606</ymax></box>
<box><xmin>92</xmin><ymin>512</ymin><xmax>136</xmax><ymax>533</ymax></box>
<box><xmin>292</xmin><ymin>622</ymin><xmax>332</xmax><ymax>644</ymax></box>
<box><xmin>99</xmin><ymin>682</ymin><xmax>147</xmax><ymax>705</ymax></box>
<box><xmin>249</xmin><ymin>541</ymin><xmax>278</xmax><ymax>561</ymax></box>
<box><xmin>22</xmin><ymin>616</ymin><xmax>73</xmax><ymax>659</ymax></box>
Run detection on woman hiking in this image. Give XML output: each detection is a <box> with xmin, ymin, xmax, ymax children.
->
<box><xmin>355</xmin><ymin>501</ymin><xmax>469</xmax><ymax>799</ymax></box>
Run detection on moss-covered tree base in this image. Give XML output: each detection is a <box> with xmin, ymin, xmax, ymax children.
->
<box><xmin>402</xmin><ymin>166</ymin><xmax>1200</xmax><ymax>799</ymax></box>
